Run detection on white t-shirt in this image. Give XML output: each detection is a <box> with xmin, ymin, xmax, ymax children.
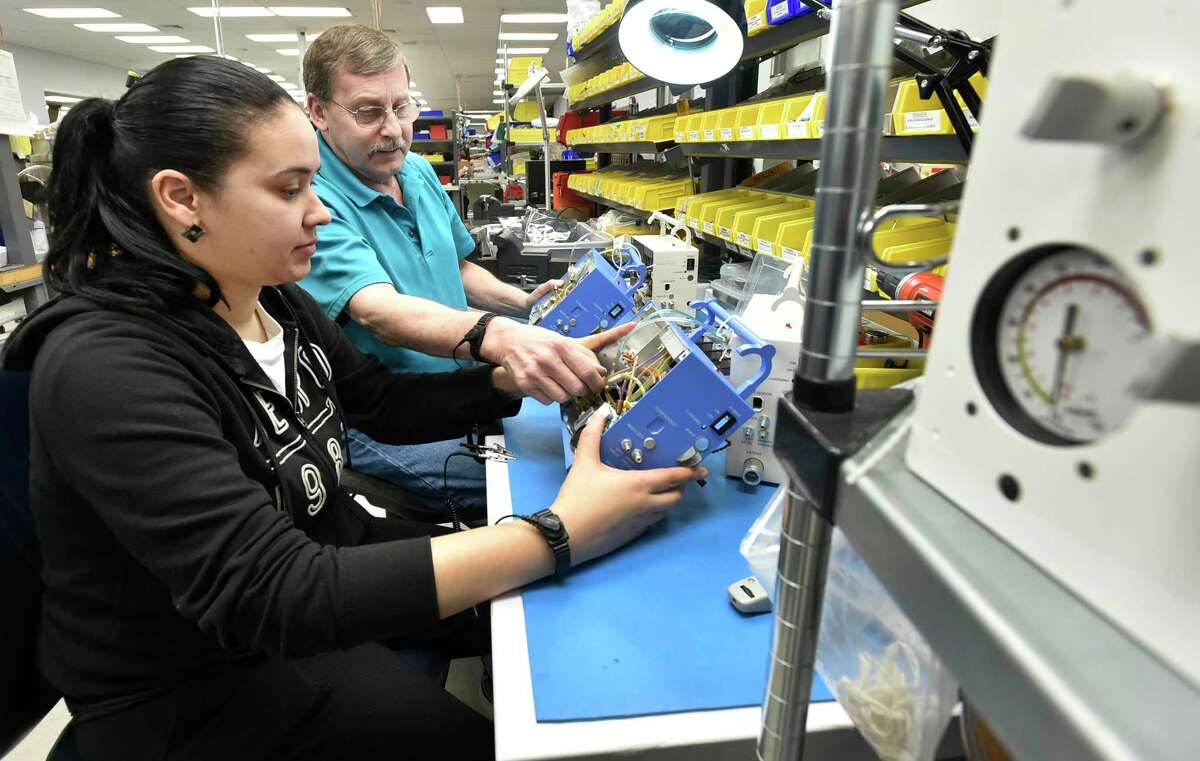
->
<box><xmin>242</xmin><ymin>303</ymin><xmax>287</xmax><ymax>397</ymax></box>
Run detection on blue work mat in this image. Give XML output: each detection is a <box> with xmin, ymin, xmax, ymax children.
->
<box><xmin>504</xmin><ymin>402</ymin><xmax>834</xmax><ymax>722</ymax></box>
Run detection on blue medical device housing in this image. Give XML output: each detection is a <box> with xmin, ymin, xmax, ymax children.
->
<box><xmin>562</xmin><ymin>299</ymin><xmax>776</xmax><ymax>471</ymax></box>
<box><xmin>529</xmin><ymin>249</ymin><xmax>647</xmax><ymax>337</ymax></box>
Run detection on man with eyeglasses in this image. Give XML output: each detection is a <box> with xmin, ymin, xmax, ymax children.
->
<box><xmin>300</xmin><ymin>25</ymin><xmax>617</xmax><ymax>521</ymax></box>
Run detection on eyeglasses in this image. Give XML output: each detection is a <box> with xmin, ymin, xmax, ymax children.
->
<box><xmin>328</xmin><ymin>98</ymin><xmax>420</xmax><ymax>128</ymax></box>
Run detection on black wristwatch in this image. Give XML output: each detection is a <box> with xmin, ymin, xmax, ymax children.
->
<box><xmin>516</xmin><ymin>509</ymin><xmax>572</xmax><ymax>577</ymax></box>
<box><xmin>458</xmin><ymin>312</ymin><xmax>498</xmax><ymax>364</ymax></box>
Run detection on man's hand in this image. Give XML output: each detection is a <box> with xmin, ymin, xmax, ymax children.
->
<box><xmin>481</xmin><ymin>319</ymin><xmax>637</xmax><ymax>405</ymax></box>
<box><xmin>521</xmin><ymin>279</ymin><xmax>562</xmax><ymax>314</ymax></box>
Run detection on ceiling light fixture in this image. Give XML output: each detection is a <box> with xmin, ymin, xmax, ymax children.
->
<box><xmin>24</xmin><ymin>7</ymin><xmax>119</xmax><ymax>18</ymax></box>
<box><xmin>251</xmin><ymin>65</ymin><xmax>272</xmax><ymax>73</ymax></box>
<box><xmin>115</xmin><ymin>35</ymin><xmax>189</xmax><ymax>44</ymax></box>
<box><xmin>276</xmin><ymin>48</ymin><xmax>300</xmax><ymax>55</ymax></box>
<box><xmin>425</xmin><ymin>6</ymin><xmax>464</xmax><ymax>24</ymax></box>
<box><xmin>187</xmin><ymin>6</ymin><xmax>272</xmax><ymax>16</ymax></box>
<box><xmin>497</xmin><ymin>32</ymin><xmax>558</xmax><ymax>41</ymax></box>
<box><xmin>247</xmin><ymin>33</ymin><xmax>298</xmax><ymax>42</ymax></box>
<box><xmin>495</xmin><ymin>47</ymin><xmax>549</xmax><ymax>54</ymax></box>
<box><xmin>267</xmin><ymin>6</ymin><xmax>350</xmax><ymax>16</ymax></box>
<box><xmin>75</xmin><ymin>22</ymin><xmax>159</xmax><ymax>32</ymax></box>
<box><xmin>150</xmin><ymin>45</ymin><xmax>215</xmax><ymax>53</ymax></box>
<box><xmin>44</xmin><ymin>94</ymin><xmax>83</xmax><ymax>104</ymax></box>
<box><xmin>499</xmin><ymin>13</ymin><xmax>568</xmax><ymax>24</ymax></box>
<box><xmin>268</xmin><ymin>74</ymin><xmax>285</xmax><ymax>81</ymax></box>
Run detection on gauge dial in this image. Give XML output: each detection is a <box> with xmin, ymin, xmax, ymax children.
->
<box><xmin>990</xmin><ymin>247</ymin><xmax>1151</xmax><ymax>444</ymax></box>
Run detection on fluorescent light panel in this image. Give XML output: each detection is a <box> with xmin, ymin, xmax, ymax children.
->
<box><xmin>496</xmin><ymin>47</ymin><xmax>549</xmax><ymax>54</ymax></box>
<box><xmin>276</xmin><ymin>48</ymin><xmax>300</xmax><ymax>55</ymax></box>
<box><xmin>499</xmin><ymin>13</ymin><xmax>567</xmax><ymax>23</ymax></box>
<box><xmin>267</xmin><ymin>6</ymin><xmax>350</xmax><ymax>16</ymax></box>
<box><xmin>268</xmin><ymin>74</ymin><xmax>285</xmax><ymax>81</ymax></box>
<box><xmin>187</xmin><ymin>6</ymin><xmax>272</xmax><ymax>16</ymax></box>
<box><xmin>150</xmin><ymin>45</ymin><xmax>214</xmax><ymax>52</ymax></box>
<box><xmin>425</xmin><ymin>6</ymin><xmax>463</xmax><ymax>24</ymax></box>
<box><xmin>44</xmin><ymin>94</ymin><xmax>82</xmax><ymax>103</ymax></box>
<box><xmin>252</xmin><ymin>65</ymin><xmax>272</xmax><ymax>72</ymax></box>
<box><xmin>116</xmin><ymin>35</ymin><xmax>188</xmax><ymax>43</ymax></box>
<box><xmin>498</xmin><ymin>32</ymin><xmax>557</xmax><ymax>41</ymax></box>
<box><xmin>247</xmin><ymin>33</ymin><xmax>298</xmax><ymax>42</ymax></box>
<box><xmin>24</xmin><ymin>7</ymin><xmax>119</xmax><ymax>18</ymax></box>
<box><xmin>76</xmin><ymin>22</ymin><xmax>158</xmax><ymax>32</ymax></box>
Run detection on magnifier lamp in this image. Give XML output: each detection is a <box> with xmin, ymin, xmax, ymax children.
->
<box><xmin>617</xmin><ymin>0</ymin><xmax>745</xmax><ymax>86</ymax></box>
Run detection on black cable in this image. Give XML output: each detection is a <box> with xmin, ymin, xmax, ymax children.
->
<box><xmin>442</xmin><ymin>451</ymin><xmax>479</xmax><ymax>531</ymax></box>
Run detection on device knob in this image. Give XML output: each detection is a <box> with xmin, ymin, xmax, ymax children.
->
<box><xmin>742</xmin><ymin>458</ymin><xmax>765</xmax><ymax>486</ymax></box>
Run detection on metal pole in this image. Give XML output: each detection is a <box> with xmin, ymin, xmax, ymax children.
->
<box><xmin>760</xmin><ymin>3</ymin><xmax>901</xmax><ymax>761</ymax></box>
<box><xmin>795</xmin><ymin>0</ymin><xmax>901</xmax><ymax>411</ymax></box>
<box><xmin>535</xmin><ymin>81</ymin><xmax>552</xmax><ymax>210</ymax></box>
<box><xmin>209</xmin><ymin>0</ymin><xmax>224</xmax><ymax>56</ymax></box>
<box><xmin>295</xmin><ymin>27</ymin><xmax>307</xmax><ymax>93</ymax></box>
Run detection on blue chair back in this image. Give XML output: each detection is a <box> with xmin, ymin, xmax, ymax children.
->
<box><xmin>0</xmin><ymin>369</ymin><xmax>63</xmax><ymax>754</ymax></box>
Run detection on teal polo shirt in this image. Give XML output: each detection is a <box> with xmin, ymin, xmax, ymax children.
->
<box><xmin>301</xmin><ymin>132</ymin><xmax>476</xmax><ymax>374</ymax></box>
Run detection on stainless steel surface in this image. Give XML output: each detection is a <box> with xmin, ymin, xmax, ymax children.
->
<box><xmin>759</xmin><ymin>488</ymin><xmax>833</xmax><ymax>761</ymax></box>
<box><xmin>859</xmin><ymin>204</ymin><xmax>953</xmax><ymax>272</ymax></box>
<box><xmin>534</xmin><ymin>80</ymin><xmax>553</xmax><ymax>210</ymax></box>
<box><xmin>799</xmin><ymin>0</ymin><xmax>901</xmax><ymax>385</ymax></box>
<box><xmin>838</xmin><ymin>409</ymin><xmax>1200</xmax><ymax>761</ymax></box>
<box><xmin>854</xmin><ymin>348</ymin><xmax>928</xmax><ymax>360</ymax></box>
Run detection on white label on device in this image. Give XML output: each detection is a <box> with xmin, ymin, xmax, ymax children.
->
<box><xmin>904</xmin><ymin>110</ymin><xmax>942</xmax><ymax>133</ymax></box>
<box><xmin>760</xmin><ymin>123</ymin><xmax>779</xmax><ymax>139</ymax></box>
<box><xmin>769</xmin><ymin>2</ymin><xmax>790</xmax><ymax>22</ymax></box>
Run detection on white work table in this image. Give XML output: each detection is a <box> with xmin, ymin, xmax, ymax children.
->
<box><xmin>484</xmin><ymin>432</ymin><xmax>921</xmax><ymax>761</ymax></box>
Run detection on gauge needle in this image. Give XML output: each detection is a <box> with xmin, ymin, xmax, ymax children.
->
<box><xmin>1050</xmin><ymin>303</ymin><xmax>1081</xmax><ymax>410</ymax></box>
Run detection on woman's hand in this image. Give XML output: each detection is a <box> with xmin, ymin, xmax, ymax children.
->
<box><xmin>551</xmin><ymin>410</ymin><xmax>708</xmax><ymax>566</ymax></box>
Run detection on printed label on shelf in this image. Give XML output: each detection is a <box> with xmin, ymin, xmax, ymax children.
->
<box><xmin>760</xmin><ymin>123</ymin><xmax>780</xmax><ymax>139</ymax></box>
<box><xmin>748</xmin><ymin>12</ymin><xmax>765</xmax><ymax>31</ymax></box>
<box><xmin>720</xmin><ymin>128</ymin><xmax>734</xmax><ymax>140</ymax></box>
<box><xmin>689</xmin><ymin>130</ymin><xmax>701</xmax><ymax>141</ymax></box>
<box><xmin>904</xmin><ymin>110</ymin><xmax>943</xmax><ymax>133</ymax></box>
<box><xmin>689</xmin><ymin>217</ymin><xmax>699</xmax><ymax>228</ymax></box>
<box><xmin>739</xmin><ymin>126</ymin><xmax>756</xmax><ymax>139</ymax></box>
<box><xmin>736</xmin><ymin>232</ymin><xmax>752</xmax><ymax>247</ymax></box>
<box><xmin>782</xmin><ymin>246</ymin><xmax>801</xmax><ymax>260</ymax></box>
<box><xmin>719</xmin><ymin>226</ymin><xmax>732</xmax><ymax>238</ymax></box>
<box><xmin>769</xmin><ymin>1</ymin><xmax>790</xmax><ymax>22</ymax></box>
<box><xmin>816</xmin><ymin>121</ymin><xmax>825</xmax><ymax>137</ymax></box>
<box><xmin>704</xmin><ymin>222</ymin><xmax>715</xmax><ymax>234</ymax></box>
<box><xmin>704</xmin><ymin>129</ymin><xmax>715</xmax><ymax>140</ymax></box>
<box><xmin>786</xmin><ymin>120</ymin><xmax>808</xmax><ymax>139</ymax></box>
<box><xmin>758</xmin><ymin>240</ymin><xmax>775</xmax><ymax>256</ymax></box>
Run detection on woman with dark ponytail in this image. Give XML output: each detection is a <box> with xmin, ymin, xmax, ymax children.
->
<box><xmin>2</xmin><ymin>57</ymin><xmax>705</xmax><ymax>760</ymax></box>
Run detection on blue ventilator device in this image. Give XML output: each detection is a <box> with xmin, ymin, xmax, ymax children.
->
<box><xmin>529</xmin><ymin>248</ymin><xmax>648</xmax><ymax>337</ymax></box>
<box><xmin>562</xmin><ymin>299</ymin><xmax>776</xmax><ymax>470</ymax></box>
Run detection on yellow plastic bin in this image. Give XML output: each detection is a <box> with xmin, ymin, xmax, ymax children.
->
<box><xmin>893</xmin><ymin>73</ymin><xmax>988</xmax><ymax>136</ymax></box>
<box><xmin>699</xmin><ymin>191</ymin><xmax>766</xmax><ymax>237</ymax></box>
<box><xmin>745</xmin><ymin>0</ymin><xmax>770</xmax><ymax>36</ymax></box>
<box><xmin>717</xmin><ymin>108</ymin><xmax>738</xmax><ymax>142</ymax></box>
<box><xmin>735</xmin><ymin>104</ymin><xmax>762</xmax><ymax>141</ymax></box>
<box><xmin>635</xmin><ymin>178</ymin><xmax>694</xmax><ymax>211</ymax></box>
<box><xmin>811</xmin><ymin>92</ymin><xmax>829</xmax><ymax>138</ymax></box>
<box><xmin>701</xmin><ymin>111</ymin><xmax>722</xmax><ymax>142</ymax></box>
<box><xmin>687</xmin><ymin>188</ymin><xmax>750</xmax><ymax>230</ymax></box>
<box><xmin>645</xmin><ymin>115</ymin><xmax>676</xmax><ymax>142</ymax></box>
<box><xmin>716</xmin><ymin>196</ymin><xmax>788</xmax><ymax>242</ymax></box>
<box><xmin>751</xmin><ymin>201</ymin><xmax>814</xmax><ymax>256</ymax></box>
<box><xmin>774</xmin><ymin>214</ymin><xmax>819</xmax><ymax>261</ymax></box>
<box><xmin>782</xmin><ymin>94</ymin><xmax>817</xmax><ymax>140</ymax></box>
<box><xmin>756</xmin><ymin>99</ymin><xmax>789</xmax><ymax>140</ymax></box>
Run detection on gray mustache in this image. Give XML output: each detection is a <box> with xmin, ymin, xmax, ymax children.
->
<box><xmin>370</xmin><ymin>142</ymin><xmax>403</xmax><ymax>154</ymax></box>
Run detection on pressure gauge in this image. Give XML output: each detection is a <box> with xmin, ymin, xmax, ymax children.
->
<box><xmin>973</xmin><ymin>246</ymin><xmax>1152</xmax><ymax>445</ymax></box>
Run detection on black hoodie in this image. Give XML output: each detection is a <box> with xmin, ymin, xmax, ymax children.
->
<box><xmin>2</xmin><ymin>284</ymin><xmax>520</xmax><ymax>719</ymax></box>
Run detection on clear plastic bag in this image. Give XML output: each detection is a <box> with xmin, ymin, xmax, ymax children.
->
<box><xmin>816</xmin><ymin>529</ymin><xmax>959</xmax><ymax>761</ymax></box>
<box><xmin>738</xmin><ymin>487</ymin><xmax>785</xmax><ymax>598</ymax></box>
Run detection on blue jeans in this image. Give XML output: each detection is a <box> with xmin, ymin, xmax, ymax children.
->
<box><xmin>346</xmin><ymin>428</ymin><xmax>487</xmax><ymax>522</ymax></box>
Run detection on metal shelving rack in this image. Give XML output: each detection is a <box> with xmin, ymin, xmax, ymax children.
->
<box><xmin>0</xmin><ymin>139</ymin><xmax>49</xmax><ymax>323</ymax></box>
<box><xmin>680</xmin><ymin>134</ymin><xmax>968</xmax><ymax>163</ymax></box>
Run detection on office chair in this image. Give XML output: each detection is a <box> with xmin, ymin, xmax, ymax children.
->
<box><xmin>0</xmin><ymin>369</ymin><xmax>81</xmax><ymax>760</ymax></box>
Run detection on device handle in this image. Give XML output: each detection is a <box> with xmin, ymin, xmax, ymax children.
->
<box><xmin>858</xmin><ymin>203</ymin><xmax>954</xmax><ymax>273</ymax></box>
<box><xmin>647</xmin><ymin>211</ymin><xmax>693</xmax><ymax>245</ymax></box>
<box><xmin>615</xmin><ymin>245</ymin><xmax>647</xmax><ymax>296</ymax></box>
<box><xmin>688</xmin><ymin>299</ymin><xmax>776</xmax><ymax>401</ymax></box>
